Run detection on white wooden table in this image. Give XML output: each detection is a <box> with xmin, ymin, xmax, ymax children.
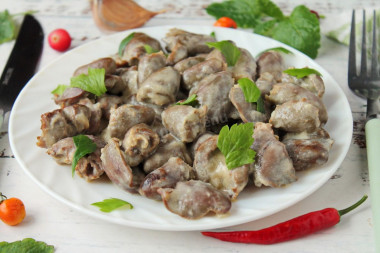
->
<box><xmin>0</xmin><ymin>0</ymin><xmax>379</xmax><ymax>252</ymax></box>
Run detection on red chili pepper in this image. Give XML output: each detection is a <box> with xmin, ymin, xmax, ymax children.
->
<box><xmin>202</xmin><ymin>195</ymin><xmax>367</xmax><ymax>244</ymax></box>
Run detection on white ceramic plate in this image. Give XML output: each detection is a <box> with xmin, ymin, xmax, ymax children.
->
<box><xmin>9</xmin><ymin>25</ymin><xmax>352</xmax><ymax>231</ymax></box>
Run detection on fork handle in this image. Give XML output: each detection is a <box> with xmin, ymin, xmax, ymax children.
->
<box><xmin>367</xmin><ymin>98</ymin><xmax>380</xmax><ymax>120</ymax></box>
<box><xmin>365</xmin><ymin>118</ymin><xmax>380</xmax><ymax>251</ymax></box>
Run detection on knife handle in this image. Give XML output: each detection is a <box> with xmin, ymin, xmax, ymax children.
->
<box><xmin>365</xmin><ymin>118</ymin><xmax>380</xmax><ymax>251</ymax></box>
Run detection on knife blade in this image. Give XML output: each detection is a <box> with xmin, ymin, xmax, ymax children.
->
<box><xmin>0</xmin><ymin>14</ymin><xmax>44</xmax><ymax>129</ymax></box>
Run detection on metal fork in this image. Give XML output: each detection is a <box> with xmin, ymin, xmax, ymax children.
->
<box><xmin>348</xmin><ymin>9</ymin><xmax>380</xmax><ymax>251</ymax></box>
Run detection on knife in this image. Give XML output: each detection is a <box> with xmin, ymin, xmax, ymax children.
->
<box><xmin>0</xmin><ymin>14</ymin><xmax>44</xmax><ymax>129</ymax></box>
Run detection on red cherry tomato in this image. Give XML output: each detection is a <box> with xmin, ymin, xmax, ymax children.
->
<box><xmin>213</xmin><ymin>17</ymin><xmax>237</xmax><ymax>29</ymax></box>
<box><xmin>48</xmin><ymin>28</ymin><xmax>72</xmax><ymax>52</ymax></box>
<box><xmin>0</xmin><ymin>193</ymin><xmax>26</xmax><ymax>226</ymax></box>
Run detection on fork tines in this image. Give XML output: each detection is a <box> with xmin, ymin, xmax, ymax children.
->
<box><xmin>349</xmin><ymin>10</ymin><xmax>379</xmax><ymax>80</ymax></box>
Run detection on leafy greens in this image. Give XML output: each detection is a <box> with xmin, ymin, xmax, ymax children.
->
<box><xmin>72</xmin><ymin>135</ymin><xmax>97</xmax><ymax>177</ymax></box>
<box><xmin>206</xmin><ymin>40</ymin><xmax>241</xmax><ymax>66</ymax></box>
<box><xmin>0</xmin><ymin>238</ymin><xmax>54</xmax><ymax>253</ymax></box>
<box><xmin>283</xmin><ymin>67</ymin><xmax>322</xmax><ymax>79</ymax></box>
<box><xmin>91</xmin><ymin>198</ymin><xmax>133</xmax><ymax>213</ymax></box>
<box><xmin>206</xmin><ymin>0</ymin><xmax>321</xmax><ymax>58</ymax></box>
<box><xmin>217</xmin><ymin>123</ymin><xmax>256</xmax><ymax>170</ymax></box>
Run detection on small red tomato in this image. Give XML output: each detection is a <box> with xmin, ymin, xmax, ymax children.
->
<box><xmin>213</xmin><ymin>17</ymin><xmax>237</xmax><ymax>29</ymax></box>
<box><xmin>0</xmin><ymin>194</ymin><xmax>26</xmax><ymax>226</ymax></box>
<box><xmin>48</xmin><ymin>28</ymin><xmax>72</xmax><ymax>52</ymax></box>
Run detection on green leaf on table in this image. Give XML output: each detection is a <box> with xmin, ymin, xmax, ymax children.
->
<box><xmin>175</xmin><ymin>94</ymin><xmax>199</xmax><ymax>107</ymax></box>
<box><xmin>210</xmin><ymin>31</ymin><xmax>216</xmax><ymax>38</ymax></box>
<box><xmin>143</xmin><ymin>44</ymin><xmax>159</xmax><ymax>54</ymax></box>
<box><xmin>206</xmin><ymin>40</ymin><xmax>241</xmax><ymax>66</ymax></box>
<box><xmin>70</xmin><ymin>68</ymin><xmax>106</xmax><ymax>96</ymax></box>
<box><xmin>0</xmin><ymin>238</ymin><xmax>54</xmax><ymax>253</ymax></box>
<box><xmin>0</xmin><ymin>10</ymin><xmax>16</xmax><ymax>44</ymax></box>
<box><xmin>72</xmin><ymin>135</ymin><xmax>97</xmax><ymax>177</ymax></box>
<box><xmin>118</xmin><ymin>32</ymin><xmax>135</xmax><ymax>56</ymax></box>
<box><xmin>271</xmin><ymin>5</ymin><xmax>320</xmax><ymax>59</ymax></box>
<box><xmin>283</xmin><ymin>67</ymin><xmax>322</xmax><ymax>79</ymax></box>
<box><xmin>91</xmin><ymin>198</ymin><xmax>133</xmax><ymax>213</ymax></box>
<box><xmin>217</xmin><ymin>123</ymin><xmax>256</xmax><ymax>170</ymax></box>
<box><xmin>238</xmin><ymin>78</ymin><xmax>265</xmax><ymax>113</ymax></box>
<box><xmin>51</xmin><ymin>84</ymin><xmax>69</xmax><ymax>95</ymax></box>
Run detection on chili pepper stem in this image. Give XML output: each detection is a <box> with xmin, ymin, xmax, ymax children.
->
<box><xmin>338</xmin><ymin>195</ymin><xmax>368</xmax><ymax>217</ymax></box>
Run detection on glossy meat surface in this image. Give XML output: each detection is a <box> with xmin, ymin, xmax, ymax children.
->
<box><xmin>136</xmin><ymin>66</ymin><xmax>181</xmax><ymax>106</ymax></box>
<box><xmin>251</xmin><ymin>123</ymin><xmax>297</xmax><ymax>187</ymax></box>
<box><xmin>140</xmin><ymin>157</ymin><xmax>194</xmax><ymax>200</ymax></box>
<box><xmin>158</xmin><ymin>180</ymin><xmax>231</xmax><ymax>219</ymax></box>
<box><xmin>122</xmin><ymin>123</ymin><xmax>160</xmax><ymax>167</ymax></box>
<box><xmin>37</xmin><ymin>104</ymin><xmax>91</xmax><ymax>148</ymax></box>
<box><xmin>269</xmin><ymin>100</ymin><xmax>321</xmax><ymax>133</ymax></box>
<box><xmin>193</xmin><ymin>135</ymin><xmax>249</xmax><ymax>200</ymax></box>
<box><xmin>161</xmin><ymin>105</ymin><xmax>207</xmax><ymax>143</ymax></box>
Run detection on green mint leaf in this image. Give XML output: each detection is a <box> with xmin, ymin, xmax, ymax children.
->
<box><xmin>283</xmin><ymin>67</ymin><xmax>322</xmax><ymax>79</ymax></box>
<box><xmin>118</xmin><ymin>32</ymin><xmax>135</xmax><ymax>56</ymax></box>
<box><xmin>175</xmin><ymin>94</ymin><xmax>199</xmax><ymax>107</ymax></box>
<box><xmin>143</xmin><ymin>44</ymin><xmax>159</xmax><ymax>54</ymax></box>
<box><xmin>70</xmin><ymin>68</ymin><xmax>106</xmax><ymax>96</ymax></box>
<box><xmin>210</xmin><ymin>31</ymin><xmax>216</xmax><ymax>38</ymax></box>
<box><xmin>257</xmin><ymin>0</ymin><xmax>284</xmax><ymax>20</ymax></box>
<box><xmin>238</xmin><ymin>78</ymin><xmax>265</xmax><ymax>114</ymax></box>
<box><xmin>0</xmin><ymin>10</ymin><xmax>16</xmax><ymax>44</ymax></box>
<box><xmin>206</xmin><ymin>40</ymin><xmax>241</xmax><ymax>67</ymax></box>
<box><xmin>238</xmin><ymin>78</ymin><xmax>261</xmax><ymax>103</ymax></box>
<box><xmin>51</xmin><ymin>84</ymin><xmax>69</xmax><ymax>95</ymax></box>
<box><xmin>206</xmin><ymin>0</ymin><xmax>261</xmax><ymax>28</ymax></box>
<box><xmin>254</xmin><ymin>19</ymin><xmax>277</xmax><ymax>37</ymax></box>
<box><xmin>91</xmin><ymin>198</ymin><xmax>133</xmax><ymax>213</ymax></box>
<box><xmin>256</xmin><ymin>47</ymin><xmax>293</xmax><ymax>57</ymax></box>
<box><xmin>272</xmin><ymin>5</ymin><xmax>320</xmax><ymax>59</ymax></box>
<box><xmin>256</xmin><ymin>96</ymin><xmax>265</xmax><ymax>113</ymax></box>
<box><xmin>72</xmin><ymin>135</ymin><xmax>97</xmax><ymax>177</ymax></box>
<box><xmin>217</xmin><ymin>123</ymin><xmax>256</xmax><ymax>170</ymax></box>
<box><xmin>0</xmin><ymin>238</ymin><xmax>54</xmax><ymax>253</ymax></box>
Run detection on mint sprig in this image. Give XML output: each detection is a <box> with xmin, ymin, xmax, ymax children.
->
<box><xmin>238</xmin><ymin>78</ymin><xmax>265</xmax><ymax>113</ymax></box>
<box><xmin>72</xmin><ymin>135</ymin><xmax>97</xmax><ymax>177</ymax></box>
<box><xmin>0</xmin><ymin>238</ymin><xmax>54</xmax><ymax>253</ymax></box>
<box><xmin>217</xmin><ymin>123</ymin><xmax>256</xmax><ymax>170</ymax></box>
<box><xmin>70</xmin><ymin>68</ymin><xmax>106</xmax><ymax>96</ymax></box>
<box><xmin>206</xmin><ymin>40</ymin><xmax>241</xmax><ymax>66</ymax></box>
<box><xmin>91</xmin><ymin>198</ymin><xmax>133</xmax><ymax>213</ymax></box>
<box><xmin>283</xmin><ymin>67</ymin><xmax>322</xmax><ymax>79</ymax></box>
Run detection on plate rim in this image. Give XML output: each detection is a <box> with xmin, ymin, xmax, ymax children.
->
<box><xmin>8</xmin><ymin>25</ymin><xmax>353</xmax><ymax>231</ymax></box>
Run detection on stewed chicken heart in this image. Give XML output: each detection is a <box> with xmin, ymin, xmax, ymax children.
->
<box><xmin>158</xmin><ymin>180</ymin><xmax>231</xmax><ymax>219</ymax></box>
<box><xmin>139</xmin><ymin>157</ymin><xmax>195</xmax><ymax>200</ymax></box>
